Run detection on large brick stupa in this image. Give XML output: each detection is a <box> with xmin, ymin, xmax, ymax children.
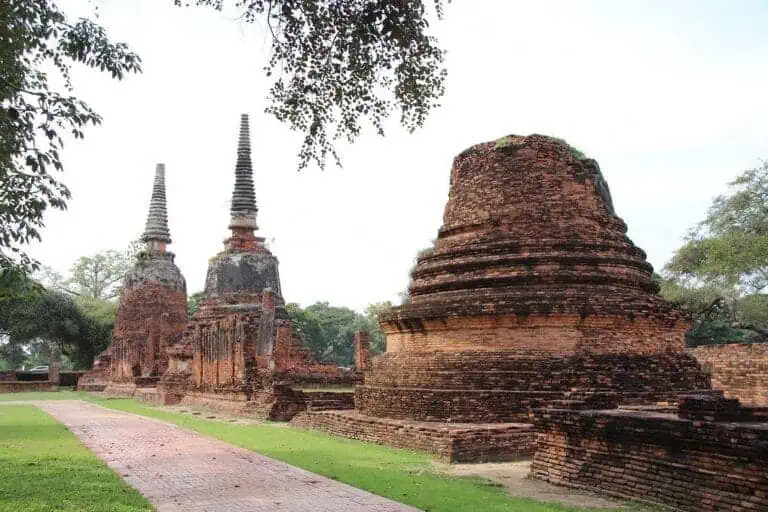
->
<box><xmin>357</xmin><ymin>134</ymin><xmax>712</xmax><ymax>423</ymax></box>
<box><xmin>102</xmin><ymin>164</ymin><xmax>188</xmax><ymax>396</ymax></box>
<box><xmin>158</xmin><ymin>114</ymin><xmax>354</xmax><ymax>413</ymax></box>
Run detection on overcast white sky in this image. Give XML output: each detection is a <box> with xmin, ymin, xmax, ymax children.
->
<box><xmin>27</xmin><ymin>0</ymin><xmax>768</xmax><ymax>312</ymax></box>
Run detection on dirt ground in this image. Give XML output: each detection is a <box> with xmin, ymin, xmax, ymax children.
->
<box><xmin>437</xmin><ymin>460</ymin><xmax>640</xmax><ymax>510</ymax></box>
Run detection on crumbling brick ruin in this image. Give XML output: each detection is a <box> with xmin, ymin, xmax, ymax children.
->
<box><xmin>293</xmin><ymin>134</ymin><xmax>715</xmax><ymax>462</ymax></box>
<box><xmin>532</xmin><ymin>393</ymin><xmax>768</xmax><ymax>510</ymax></box>
<box><xmin>689</xmin><ymin>343</ymin><xmax>768</xmax><ymax>405</ymax></box>
<box><xmin>354</xmin><ymin>331</ymin><xmax>371</xmax><ymax>371</ymax></box>
<box><xmin>156</xmin><ymin>115</ymin><xmax>359</xmax><ymax>414</ymax></box>
<box><xmin>101</xmin><ymin>164</ymin><xmax>188</xmax><ymax>397</ymax></box>
<box><xmin>77</xmin><ymin>346</ymin><xmax>113</xmax><ymax>391</ymax></box>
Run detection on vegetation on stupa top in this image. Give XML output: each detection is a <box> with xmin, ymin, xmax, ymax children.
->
<box><xmin>493</xmin><ymin>134</ymin><xmax>589</xmax><ymax>160</ymax></box>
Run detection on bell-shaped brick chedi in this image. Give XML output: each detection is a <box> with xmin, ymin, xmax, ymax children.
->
<box><xmin>203</xmin><ymin>114</ymin><xmax>284</xmax><ymax>302</ymax></box>
<box><xmin>357</xmin><ymin>134</ymin><xmax>712</xmax><ymax>423</ymax></box>
<box><xmin>174</xmin><ymin>114</ymin><xmax>294</xmax><ymax>402</ymax></box>
<box><xmin>159</xmin><ymin>115</ymin><xmax>359</xmax><ymax>409</ymax></box>
<box><xmin>107</xmin><ymin>164</ymin><xmax>188</xmax><ymax>386</ymax></box>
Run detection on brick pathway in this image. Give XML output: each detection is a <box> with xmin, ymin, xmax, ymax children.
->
<box><xmin>37</xmin><ymin>401</ymin><xmax>418</xmax><ymax>512</ymax></box>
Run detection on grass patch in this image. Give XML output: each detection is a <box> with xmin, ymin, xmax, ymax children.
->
<box><xmin>2</xmin><ymin>392</ymin><xmax>636</xmax><ymax>511</ymax></box>
<box><xmin>0</xmin><ymin>389</ymin><xmax>86</xmax><ymax>401</ymax></box>
<box><xmin>89</xmin><ymin>398</ymin><xmax>598</xmax><ymax>512</ymax></box>
<box><xmin>0</xmin><ymin>405</ymin><xmax>151</xmax><ymax>512</ymax></box>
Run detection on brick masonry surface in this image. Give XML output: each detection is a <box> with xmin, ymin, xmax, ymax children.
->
<box><xmin>0</xmin><ymin>382</ymin><xmax>57</xmax><ymax>393</ymax></box>
<box><xmin>37</xmin><ymin>401</ymin><xmax>417</xmax><ymax>512</ymax></box>
<box><xmin>531</xmin><ymin>406</ymin><xmax>768</xmax><ymax>511</ymax></box>
<box><xmin>690</xmin><ymin>343</ymin><xmax>768</xmax><ymax>405</ymax></box>
<box><xmin>361</xmin><ymin>135</ymin><xmax>707</xmax><ymax>427</ymax></box>
<box><xmin>290</xmin><ymin>410</ymin><xmax>535</xmax><ymax>463</ymax></box>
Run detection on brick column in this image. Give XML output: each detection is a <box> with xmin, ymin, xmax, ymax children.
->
<box><xmin>354</xmin><ymin>331</ymin><xmax>371</xmax><ymax>370</ymax></box>
<box><xmin>49</xmin><ymin>349</ymin><xmax>61</xmax><ymax>386</ymax></box>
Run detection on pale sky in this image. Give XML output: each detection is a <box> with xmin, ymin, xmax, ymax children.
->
<box><xmin>27</xmin><ymin>0</ymin><xmax>768</xmax><ymax>312</ymax></box>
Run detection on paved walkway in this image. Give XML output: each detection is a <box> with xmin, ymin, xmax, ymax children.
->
<box><xmin>37</xmin><ymin>401</ymin><xmax>417</xmax><ymax>512</ymax></box>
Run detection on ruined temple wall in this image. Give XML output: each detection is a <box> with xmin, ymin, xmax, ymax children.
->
<box><xmin>354</xmin><ymin>331</ymin><xmax>371</xmax><ymax>370</ymax></box>
<box><xmin>191</xmin><ymin>311</ymin><xmax>261</xmax><ymax>390</ymax></box>
<box><xmin>364</xmin><ymin>352</ymin><xmax>709</xmax><ymax>391</ymax></box>
<box><xmin>384</xmin><ymin>315</ymin><xmax>688</xmax><ymax>355</ymax></box>
<box><xmin>291</xmin><ymin>410</ymin><xmax>535</xmax><ymax>463</ymax></box>
<box><xmin>531</xmin><ymin>408</ymin><xmax>768</xmax><ymax>511</ymax></box>
<box><xmin>272</xmin><ymin>322</ymin><xmax>293</xmax><ymax>362</ymax></box>
<box><xmin>689</xmin><ymin>343</ymin><xmax>768</xmax><ymax>405</ymax></box>
<box><xmin>110</xmin><ymin>282</ymin><xmax>187</xmax><ymax>380</ymax></box>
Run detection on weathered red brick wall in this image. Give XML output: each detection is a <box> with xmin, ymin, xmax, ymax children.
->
<box><xmin>0</xmin><ymin>382</ymin><xmax>57</xmax><ymax>392</ymax></box>
<box><xmin>354</xmin><ymin>331</ymin><xmax>371</xmax><ymax>370</ymax></box>
<box><xmin>191</xmin><ymin>314</ymin><xmax>258</xmax><ymax>390</ymax></box>
<box><xmin>531</xmin><ymin>407</ymin><xmax>768</xmax><ymax>511</ymax></box>
<box><xmin>384</xmin><ymin>315</ymin><xmax>688</xmax><ymax>355</ymax></box>
<box><xmin>0</xmin><ymin>371</ymin><xmax>17</xmax><ymax>382</ymax></box>
<box><xmin>357</xmin><ymin>351</ymin><xmax>709</xmax><ymax>422</ymax></box>
<box><xmin>48</xmin><ymin>360</ymin><xmax>60</xmax><ymax>385</ymax></box>
<box><xmin>689</xmin><ymin>343</ymin><xmax>768</xmax><ymax>405</ymax></box>
<box><xmin>111</xmin><ymin>282</ymin><xmax>187</xmax><ymax>381</ymax></box>
<box><xmin>290</xmin><ymin>410</ymin><xmax>535</xmax><ymax>463</ymax></box>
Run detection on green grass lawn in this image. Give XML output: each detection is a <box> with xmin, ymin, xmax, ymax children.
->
<box><xmin>0</xmin><ymin>389</ymin><xmax>85</xmax><ymax>401</ymax></box>
<box><xmin>96</xmin><ymin>398</ymin><xmax>590</xmax><ymax>512</ymax></box>
<box><xmin>1</xmin><ymin>391</ymin><xmax>620</xmax><ymax>511</ymax></box>
<box><xmin>0</xmin><ymin>405</ymin><xmax>152</xmax><ymax>512</ymax></box>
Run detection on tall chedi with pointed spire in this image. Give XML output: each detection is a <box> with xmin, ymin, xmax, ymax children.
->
<box><xmin>164</xmin><ymin>114</ymin><xmax>303</xmax><ymax>412</ymax></box>
<box><xmin>103</xmin><ymin>164</ymin><xmax>188</xmax><ymax>397</ymax></box>
<box><xmin>203</xmin><ymin>114</ymin><xmax>284</xmax><ymax>295</ymax></box>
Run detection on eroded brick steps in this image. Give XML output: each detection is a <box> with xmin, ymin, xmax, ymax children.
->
<box><xmin>290</xmin><ymin>409</ymin><xmax>535</xmax><ymax>463</ymax></box>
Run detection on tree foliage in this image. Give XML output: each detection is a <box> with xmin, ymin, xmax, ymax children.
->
<box><xmin>176</xmin><ymin>0</ymin><xmax>448</xmax><ymax>170</ymax></box>
<box><xmin>0</xmin><ymin>275</ymin><xmax>114</xmax><ymax>369</ymax></box>
<box><xmin>363</xmin><ymin>300</ymin><xmax>392</xmax><ymax>354</ymax></box>
<box><xmin>0</xmin><ymin>0</ymin><xmax>141</xmax><ymax>278</ymax></box>
<box><xmin>36</xmin><ymin>239</ymin><xmax>141</xmax><ymax>299</ymax></box>
<box><xmin>187</xmin><ymin>291</ymin><xmax>204</xmax><ymax>318</ymax></box>
<box><xmin>286</xmin><ymin>300</ymin><xmax>391</xmax><ymax>367</ymax></box>
<box><xmin>662</xmin><ymin>161</ymin><xmax>768</xmax><ymax>345</ymax></box>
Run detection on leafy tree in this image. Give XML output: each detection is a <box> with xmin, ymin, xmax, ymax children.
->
<box><xmin>176</xmin><ymin>0</ymin><xmax>448</xmax><ymax>170</ymax></box>
<box><xmin>0</xmin><ymin>0</ymin><xmax>141</xmax><ymax>278</ymax></box>
<box><xmin>363</xmin><ymin>301</ymin><xmax>393</xmax><ymax>354</ymax></box>
<box><xmin>285</xmin><ymin>301</ymin><xmax>325</xmax><ymax>356</ymax></box>
<box><xmin>66</xmin><ymin>249</ymin><xmax>133</xmax><ymax>299</ymax></box>
<box><xmin>37</xmin><ymin>239</ymin><xmax>141</xmax><ymax>299</ymax></box>
<box><xmin>286</xmin><ymin>300</ymin><xmax>393</xmax><ymax>366</ymax></box>
<box><xmin>0</xmin><ymin>341</ymin><xmax>25</xmax><ymax>370</ymax></box>
<box><xmin>0</xmin><ymin>289</ymin><xmax>106</xmax><ymax>368</ymax></box>
<box><xmin>75</xmin><ymin>295</ymin><xmax>118</xmax><ymax>327</ymax></box>
<box><xmin>187</xmin><ymin>291</ymin><xmax>204</xmax><ymax>318</ymax></box>
<box><xmin>662</xmin><ymin>161</ymin><xmax>768</xmax><ymax>345</ymax></box>
<box><xmin>0</xmin><ymin>271</ymin><xmax>114</xmax><ymax>369</ymax></box>
<box><xmin>285</xmin><ymin>302</ymin><xmax>362</xmax><ymax>366</ymax></box>
<box><xmin>658</xmin><ymin>276</ymin><xmax>746</xmax><ymax>346</ymax></box>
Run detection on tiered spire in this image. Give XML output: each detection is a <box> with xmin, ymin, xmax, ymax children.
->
<box><xmin>142</xmin><ymin>163</ymin><xmax>172</xmax><ymax>245</ymax></box>
<box><xmin>228</xmin><ymin>114</ymin><xmax>258</xmax><ymax>230</ymax></box>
